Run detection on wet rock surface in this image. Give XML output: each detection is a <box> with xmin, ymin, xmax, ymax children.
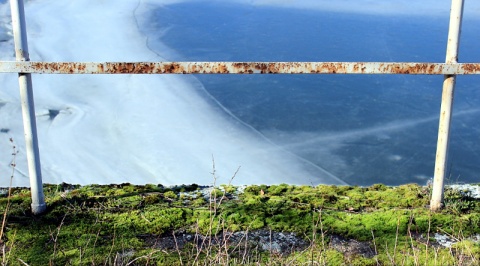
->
<box><xmin>329</xmin><ymin>234</ymin><xmax>376</xmax><ymax>259</ymax></box>
<box><xmin>141</xmin><ymin>229</ymin><xmax>309</xmax><ymax>255</ymax></box>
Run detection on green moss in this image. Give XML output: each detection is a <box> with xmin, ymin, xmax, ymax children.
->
<box><xmin>220</xmin><ymin>184</ymin><xmax>236</xmax><ymax>194</ymax></box>
<box><xmin>209</xmin><ymin>188</ymin><xmax>224</xmax><ymax>198</ymax></box>
<box><xmin>1</xmin><ymin>183</ymin><xmax>479</xmax><ymax>264</ymax></box>
<box><xmin>192</xmin><ymin>197</ymin><xmax>207</xmax><ymax>207</ymax></box>
<box><xmin>163</xmin><ymin>190</ymin><xmax>178</xmax><ymax>200</ymax></box>
<box><xmin>323</xmin><ymin>249</ymin><xmax>345</xmax><ymax>265</ymax></box>
<box><xmin>144</xmin><ymin>193</ymin><xmax>161</xmax><ymax>204</ymax></box>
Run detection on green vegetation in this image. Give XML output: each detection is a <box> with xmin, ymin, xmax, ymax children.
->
<box><xmin>0</xmin><ymin>182</ymin><xmax>479</xmax><ymax>265</ymax></box>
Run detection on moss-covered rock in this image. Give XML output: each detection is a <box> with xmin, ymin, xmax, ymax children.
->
<box><xmin>0</xmin><ymin>183</ymin><xmax>479</xmax><ymax>264</ymax></box>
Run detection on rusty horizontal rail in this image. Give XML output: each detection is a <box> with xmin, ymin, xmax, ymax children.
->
<box><xmin>1</xmin><ymin>61</ymin><xmax>480</xmax><ymax>75</ymax></box>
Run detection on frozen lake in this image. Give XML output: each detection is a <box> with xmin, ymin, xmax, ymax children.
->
<box><xmin>0</xmin><ymin>0</ymin><xmax>479</xmax><ymax>186</ymax></box>
<box><xmin>143</xmin><ymin>1</ymin><xmax>480</xmax><ymax>185</ymax></box>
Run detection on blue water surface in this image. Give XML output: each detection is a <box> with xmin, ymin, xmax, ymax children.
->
<box><xmin>142</xmin><ymin>2</ymin><xmax>480</xmax><ymax>185</ymax></box>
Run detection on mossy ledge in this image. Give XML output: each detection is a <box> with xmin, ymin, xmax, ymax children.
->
<box><xmin>1</xmin><ymin>183</ymin><xmax>480</xmax><ymax>265</ymax></box>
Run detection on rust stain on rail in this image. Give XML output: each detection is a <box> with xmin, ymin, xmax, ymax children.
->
<box><xmin>462</xmin><ymin>63</ymin><xmax>480</xmax><ymax>73</ymax></box>
<box><xmin>381</xmin><ymin>63</ymin><xmax>439</xmax><ymax>74</ymax></box>
<box><xmin>2</xmin><ymin>61</ymin><xmax>480</xmax><ymax>75</ymax></box>
<box><xmin>31</xmin><ymin>62</ymin><xmax>87</xmax><ymax>74</ymax></box>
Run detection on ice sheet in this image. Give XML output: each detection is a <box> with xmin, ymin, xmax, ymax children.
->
<box><xmin>0</xmin><ymin>0</ymin><xmax>347</xmax><ymax>187</ymax></box>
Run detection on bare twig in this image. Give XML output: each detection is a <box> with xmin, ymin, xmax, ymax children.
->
<box><xmin>0</xmin><ymin>139</ymin><xmax>17</xmax><ymax>243</ymax></box>
<box><xmin>172</xmin><ymin>231</ymin><xmax>183</xmax><ymax>266</ymax></box>
<box><xmin>2</xmin><ymin>230</ymin><xmax>16</xmax><ymax>266</ymax></box>
<box><xmin>319</xmin><ymin>209</ymin><xmax>327</xmax><ymax>266</ymax></box>
<box><xmin>50</xmin><ymin>214</ymin><xmax>67</xmax><ymax>265</ymax></box>
<box><xmin>79</xmin><ymin>216</ymin><xmax>101</xmax><ymax>264</ymax></box>
<box><xmin>91</xmin><ymin>228</ymin><xmax>101</xmax><ymax>265</ymax></box>
<box><xmin>371</xmin><ymin>230</ymin><xmax>380</xmax><ymax>266</ymax></box>
<box><xmin>386</xmin><ymin>216</ymin><xmax>401</xmax><ymax>265</ymax></box>
<box><xmin>426</xmin><ymin>211</ymin><xmax>432</xmax><ymax>265</ymax></box>
<box><xmin>191</xmin><ymin>156</ymin><xmax>241</xmax><ymax>265</ymax></box>
<box><xmin>407</xmin><ymin>212</ymin><xmax>419</xmax><ymax>266</ymax></box>
<box><xmin>125</xmin><ymin>250</ymin><xmax>160</xmax><ymax>266</ymax></box>
<box><xmin>17</xmin><ymin>258</ymin><xmax>29</xmax><ymax>266</ymax></box>
<box><xmin>106</xmin><ymin>225</ymin><xmax>116</xmax><ymax>263</ymax></box>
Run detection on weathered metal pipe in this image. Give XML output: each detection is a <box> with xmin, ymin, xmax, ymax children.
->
<box><xmin>9</xmin><ymin>0</ymin><xmax>46</xmax><ymax>215</ymax></box>
<box><xmin>431</xmin><ymin>0</ymin><xmax>465</xmax><ymax>212</ymax></box>
<box><xmin>0</xmin><ymin>61</ymin><xmax>480</xmax><ymax>75</ymax></box>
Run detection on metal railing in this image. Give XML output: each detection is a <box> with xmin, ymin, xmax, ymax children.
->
<box><xmin>1</xmin><ymin>61</ymin><xmax>480</xmax><ymax>75</ymax></box>
<box><xmin>0</xmin><ymin>0</ymin><xmax>477</xmax><ymax>214</ymax></box>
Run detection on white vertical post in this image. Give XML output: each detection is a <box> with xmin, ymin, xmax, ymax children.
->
<box><xmin>430</xmin><ymin>0</ymin><xmax>464</xmax><ymax>211</ymax></box>
<box><xmin>9</xmin><ymin>0</ymin><xmax>46</xmax><ymax>215</ymax></box>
